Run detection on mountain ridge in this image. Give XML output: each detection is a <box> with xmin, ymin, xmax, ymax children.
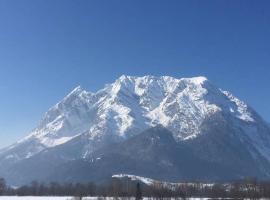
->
<box><xmin>0</xmin><ymin>75</ymin><xmax>270</xmax><ymax>185</ymax></box>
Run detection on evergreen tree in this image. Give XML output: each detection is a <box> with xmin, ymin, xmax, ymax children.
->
<box><xmin>136</xmin><ymin>182</ymin><xmax>142</xmax><ymax>200</ymax></box>
<box><xmin>0</xmin><ymin>178</ymin><xmax>6</xmax><ymax>195</ymax></box>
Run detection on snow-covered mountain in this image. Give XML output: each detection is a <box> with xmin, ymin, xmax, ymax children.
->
<box><xmin>0</xmin><ymin>75</ymin><xmax>270</xmax><ymax>185</ymax></box>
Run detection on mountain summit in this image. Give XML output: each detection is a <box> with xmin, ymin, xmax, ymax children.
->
<box><xmin>0</xmin><ymin>75</ymin><xmax>270</xmax><ymax>185</ymax></box>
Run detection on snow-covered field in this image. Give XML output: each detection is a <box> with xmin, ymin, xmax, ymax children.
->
<box><xmin>0</xmin><ymin>197</ymin><xmax>209</xmax><ymax>200</ymax></box>
<box><xmin>0</xmin><ymin>198</ymin><xmax>207</xmax><ymax>200</ymax></box>
<box><xmin>0</xmin><ymin>197</ymin><xmax>73</xmax><ymax>200</ymax></box>
<box><xmin>0</xmin><ymin>197</ymin><xmax>268</xmax><ymax>200</ymax></box>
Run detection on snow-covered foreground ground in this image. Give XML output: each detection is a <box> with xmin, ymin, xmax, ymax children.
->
<box><xmin>0</xmin><ymin>198</ymin><xmax>73</xmax><ymax>200</ymax></box>
<box><xmin>0</xmin><ymin>197</ymin><xmax>269</xmax><ymax>200</ymax></box>
<box><xmin>0</xmin><ymin>197</ymin><xmax>209</xmax><ymax>200</ymax></box>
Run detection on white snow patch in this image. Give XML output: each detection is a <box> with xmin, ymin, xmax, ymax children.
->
<box><xmin>0</xmin><ymin>197</ymin><xmax>73</xmax><ymax>200</ymax></box>
<box><xmin>112</xmin><ymin>174</ymin><xmax>155</xmax><ymax>185</ymax></box>
<box><xmin>222</xmin><ymin>90</ymin><xmax>254</xmax><ymax>122</ymax></box>
<box><xmin>112</xmin><ymin>174</ymin><xmax>214</xmax><ymax>188</ymax></box>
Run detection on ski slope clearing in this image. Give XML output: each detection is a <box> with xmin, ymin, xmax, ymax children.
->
<box><xmin>0</xmin><ymin>197</ymin><xmax>268</xmax><ymax>200</ymax></box>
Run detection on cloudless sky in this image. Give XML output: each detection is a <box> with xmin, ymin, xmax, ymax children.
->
<box><xmin>0</xmin><ymin>0</ymin><xmax>269</xmax><ymax>148</ymax></box>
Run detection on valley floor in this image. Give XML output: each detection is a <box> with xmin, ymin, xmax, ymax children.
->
<box><xmin>0</xmin><ymin>197</ymin><xmax>269</xmax><ymax>200</ymax></box>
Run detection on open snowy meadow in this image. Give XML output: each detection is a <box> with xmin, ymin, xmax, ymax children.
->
<box><xmin>0</xmin><ymin>197</ymin><xmax>73</xmax><ymax>200</ymax></box>
<box><xmin>0</xmin><ymin>197</ymin><xmax>225</xmax><ymax>200</ymax></box>
<box><xmin>0</xmin><ymin>198</ymin><xmax>269</xmax><ymax>200</ymax></box>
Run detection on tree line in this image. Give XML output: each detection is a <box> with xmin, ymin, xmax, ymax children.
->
<box><xmin>2</xmin><ymin>177</ymin><xmax>270</xmax><ymax>199</ymax></box>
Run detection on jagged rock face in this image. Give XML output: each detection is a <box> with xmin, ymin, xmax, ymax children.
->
<box><xmin>0</xmin><ymin>75</ymin><xmax>270</xmax><ymax>185</ymax></box>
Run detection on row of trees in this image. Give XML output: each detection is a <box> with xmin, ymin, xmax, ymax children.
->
<box><xmin>2</xmin><ymin>177</ymin><xmax>270</xmax><ymax>199</ymax></box>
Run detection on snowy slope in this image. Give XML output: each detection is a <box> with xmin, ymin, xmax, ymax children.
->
<box><xmin>112</xmin><ymin>174</ymin><xmax>214</xmax><ymax>188</ymax></box>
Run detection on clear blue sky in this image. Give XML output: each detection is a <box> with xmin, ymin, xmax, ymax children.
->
<box><xmin>0</xmin><ymin>0</ymin><xmax>269</xmax><ymax>148</ymax></box>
